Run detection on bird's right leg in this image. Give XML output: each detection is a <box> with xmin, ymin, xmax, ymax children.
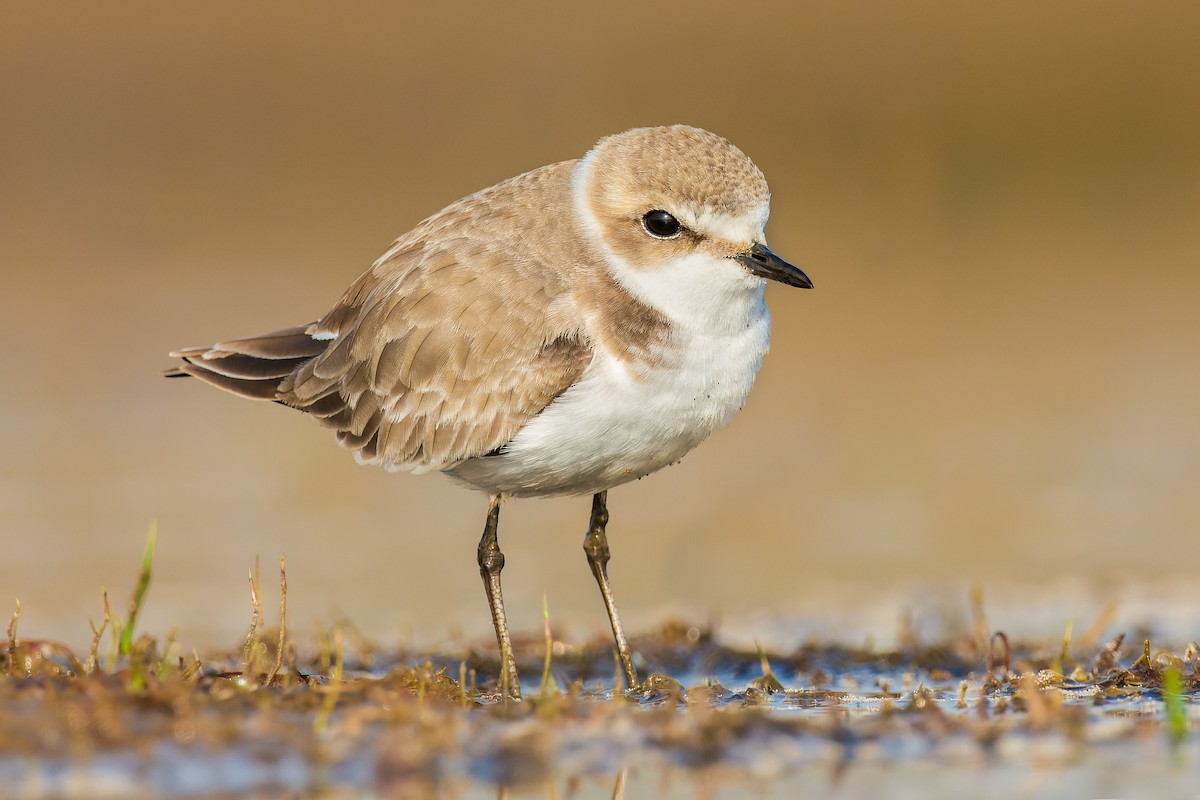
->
<box><xmin>477</xmin><ymin>493</ymin><xmax>521</xmax><ymax>698</ymax></box>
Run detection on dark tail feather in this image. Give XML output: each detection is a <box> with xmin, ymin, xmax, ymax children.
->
<box><xmin>167</xmin><ymin>322</ymin><xmax>330</xmax><ymax>401</ymax></box>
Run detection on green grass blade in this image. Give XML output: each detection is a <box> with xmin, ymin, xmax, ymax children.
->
<box><xmin>1164</xmin><ymin>664</ymin><xmax>1187</xmax><ymax>745</ymax></box>
<box><xmin>119</xmin><ymin>520</ymin><xmax>157</xmax><ymax>657</ymax></box>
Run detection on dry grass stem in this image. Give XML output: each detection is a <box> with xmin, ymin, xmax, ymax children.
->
<box><xmin>267</xmin><ymin>555</ymin><xmax>288</xmax><ymax>686</ymax></box>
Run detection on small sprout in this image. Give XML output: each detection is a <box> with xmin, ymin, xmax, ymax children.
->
<box><xmin>104</xmin><ymin>590</ymin><xmax>120</xmax><ymax>668</ymax></box>
<box><xmin>156</xmin><ymin>628</ymin><xmax>178</xmax><ymax>682</ymax></box>
<box><xmin>120</xmin><ymin>520</ymin><xmax>157</xmax><ymax>658</ymax></box>
<box><xmin>538</xmin><ymin>593</ymin><xmax>559</xmax><ymax>699</ymax></box>
<box><xmin>750</xmin><ymin>639</ymin><xmax>784</xmax><ymax>693</ymax></box>
<box><xmin>1052</xmin><ymin>620</ymin><xmax>1073</xmax><ymax>676</ymax></box>
<box><xmin>180</xmin><ymin>649</ymin><xmax>203</xmax><ymax>681</ymax></box>
<box><xmin>241</xmin><ymin>559</ymin><xmax>264</xmax><ymax>683</ymax></box>
<box><xmin>314</xmin><ymin>626</ymin><xmax>344</xmax><ymax>735</ymax></box>
<box><xmin>1130</xmin><ymin>639</ymin><xmax>1153</xmax><ymax>671</ymax></box>
<box><xmin>1163</xmin><ymin>664</ymin><xmax>1187</xmax><ymax>745</ymax></box>
<box><xmin>266</xmin><ymin>555</ymin><xmax>288</xmax><ymax>687</ymax></box>
<box><xmin>128</xmin><ymin>638</ymin><xmax>146</xmax><ymax>692</ymax></box>
<box><xmin>86</xmin><ymin>611</ymin><xmax>109</xmax><ymax>676</ymax></box>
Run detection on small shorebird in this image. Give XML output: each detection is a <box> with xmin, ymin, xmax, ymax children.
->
<box><xmin>168</xmin><ymin>125</ymin><xmax>811</xmax><ymax>696</ymax></box>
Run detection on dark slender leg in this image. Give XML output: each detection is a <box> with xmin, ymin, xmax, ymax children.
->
<box><xmin>477</xmin><ymin>494</ymin><xmax>521</xmax><ymax>698</ymax></box>
<box><xmin>583</xmin><ymin>491</ymin><xmax>639</xmax><ymax>691</ymax></box>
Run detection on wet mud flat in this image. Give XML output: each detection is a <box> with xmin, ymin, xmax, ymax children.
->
<box><xmin>3</xmin><ymin>613</ymin><xmax>1199</xmax><ymax>799</ymax></box>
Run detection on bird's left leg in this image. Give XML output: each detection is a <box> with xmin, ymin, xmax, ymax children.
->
<box><xmin>582</xmin><ymin>491</ymin><xmax>639</xmax><ymax>691</ymax></box>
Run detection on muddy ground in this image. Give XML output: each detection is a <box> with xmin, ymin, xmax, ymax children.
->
<box><xmin>4</xmin><ymin>582</ymin><xmax>1197</xmax><ymax>800</ymax></box>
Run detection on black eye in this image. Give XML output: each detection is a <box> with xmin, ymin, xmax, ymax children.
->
<box><xmin>642</xmin><ymin>210</ymin><xmax>682</xmax><ymax>238</ymax></box>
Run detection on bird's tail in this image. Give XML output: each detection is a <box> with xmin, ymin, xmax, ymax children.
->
<box><xmin>166</xmin><ymin>322</ymin><xmax>329</xmax><ymax>400</ymax></box>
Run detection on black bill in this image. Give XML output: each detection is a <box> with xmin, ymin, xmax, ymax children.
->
<box><xmin>734</xmin><ymin>243</ymin><xmax>813</xmax><ymax>289</ymax></box>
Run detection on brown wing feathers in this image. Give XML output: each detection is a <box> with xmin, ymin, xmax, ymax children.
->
<box><xmin>272</xmin><ymin>240</ymin><xmax>592</xmax><ymax>472</ymax></box>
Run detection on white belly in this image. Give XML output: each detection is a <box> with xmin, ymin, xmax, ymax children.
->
<box><xmin>450</xmin><ymin>287</ymin><xmax>772</xmax><ymax>497</ymax></box>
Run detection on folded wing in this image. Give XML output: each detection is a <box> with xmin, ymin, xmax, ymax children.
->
<box><xmin>170</xmin><ymin>236</ymin><xmax>592</xmax><ymax>472</ymax></box>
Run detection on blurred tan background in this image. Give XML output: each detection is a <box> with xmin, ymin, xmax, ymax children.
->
<box><xmin>3</xmin><ymin>2</ymin><xmax>1198</xmax><ymax>651</ymax></box>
